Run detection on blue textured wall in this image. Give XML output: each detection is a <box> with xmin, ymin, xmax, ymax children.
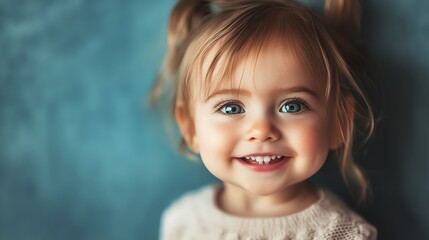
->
<box><xmin>0</xmin><ymin>0</ymin><xmax>217</xmax><ymax>239</ymax></box>
<box><xmin>0</xmin><ymin>1</ymin><xmax>428</xmax><ymax>240</ymax></box>
<box><xmin>362</xmin><ymin>1</ymin><xmax>429</xmax><ymax>239</ymax></box>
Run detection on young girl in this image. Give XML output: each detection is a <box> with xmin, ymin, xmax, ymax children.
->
<box><xmin>152</xmin><ymin>0</ymin><xmax>377</xmax><ymax>239</ymax></box>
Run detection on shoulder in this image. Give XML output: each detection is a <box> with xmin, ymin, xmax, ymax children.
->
<box><xmin>312</xmin><ymin>189</ymin><xmax>377</xmax><ymax>240</ymax></box>
<box><xmin>160</xmin><ymin>185</ymin><xmax>217</xmax><ymax>240</ymax></box>
<box><xmin>161</xmin><ymin>184</ymin><xmax>216</xmax><ymax>221</ymax></box>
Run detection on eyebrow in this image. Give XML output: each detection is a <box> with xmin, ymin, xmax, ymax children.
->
<box><xmin>205</xmin><ymin>89</ymin><xmax>251</xmax><ymax>101</ymax></box>
<box><xmin>273</xmin><ymin>86</ymin><xmax>320</xmax><ymax>99</ymax></box>
<box><xmin>205</xmin><ymin>86</ymin><xmax>320</xmax><ymax>101</ymax></box>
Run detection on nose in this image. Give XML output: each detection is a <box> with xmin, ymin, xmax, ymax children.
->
<box><xmin>245</xmin><ymin>116</ymin><xmax>281</xmax><ymax>142</ymax></box>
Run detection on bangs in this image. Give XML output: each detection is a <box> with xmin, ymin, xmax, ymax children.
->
<box><xmin>182</xmin><ymin>2</ymin><xmax>333</xmax><ymax>102</ymax></box>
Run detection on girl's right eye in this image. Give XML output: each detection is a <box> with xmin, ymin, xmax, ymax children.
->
<box><xmin>219</xmin><ymin>103</ymin><xmax>244</xmax><ymax>115</ymax></box>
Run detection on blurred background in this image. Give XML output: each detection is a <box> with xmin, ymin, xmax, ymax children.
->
<box><xmin>1</xmin><ymin>0</ymin><xmax>428</xmax><ymax>239</ymax></box>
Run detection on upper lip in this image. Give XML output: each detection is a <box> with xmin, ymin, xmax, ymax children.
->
<box><xmin>239</xmin><ymin>153</ymin><xmax>287</xmax><ymax>158</ymax></box>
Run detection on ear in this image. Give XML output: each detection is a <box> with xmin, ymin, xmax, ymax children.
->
<box><xmin>330</xmin><ymin>95</ymin><xmax>355</xmax><ymax>150</ymax></box>
<box><xmin>175</xmin><ymin>104</ymin><xmax>199</xmax><ymax>153</ymax></box>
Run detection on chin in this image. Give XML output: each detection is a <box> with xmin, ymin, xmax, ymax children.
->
<box><xmin>240</xmin><ymin>182</ymin><xmax>289</xmax><ymax>196</ymax></box>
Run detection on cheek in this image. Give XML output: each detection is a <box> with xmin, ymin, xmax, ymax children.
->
<box><xmin>302</xmin><ymin>123</ymin><xmax>330</xmax><ymax>152</ymax></box>
<box><xmin>287</xmin><ymin>119</ymin><xmax>331</xmax><ymax>169</ymax></box>
<box><xmin>194</xmin><ymin>117</ymin><xmax>238</xmax><ymax>169</ymax></box>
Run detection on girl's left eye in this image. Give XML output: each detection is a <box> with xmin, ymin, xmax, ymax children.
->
<box><xmin>219</xmin><ymin>103</ymin><xmax>244</xmax><ymax>114</ymax></box>
<box><xmin>280</xmin><ymin>101</ymin><xmax>307</xmax><ymax>113</ymax></box>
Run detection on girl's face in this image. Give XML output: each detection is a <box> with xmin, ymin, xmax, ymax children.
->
<box><xmin>188</xmin><ymin>45</ymin><xmax>337</xmax><ymax>196</ymax></box>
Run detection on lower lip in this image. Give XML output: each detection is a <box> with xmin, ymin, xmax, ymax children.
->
<box><xmin>236</xmin><ymin>157</ymin><xmax>289</xmax><ymax>172</ymax></box>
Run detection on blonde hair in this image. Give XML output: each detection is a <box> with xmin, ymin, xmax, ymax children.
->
<box><xmin>151</xmin><ymin>0</ymin><xmax>375</xmax><ymax>202</ymax></box>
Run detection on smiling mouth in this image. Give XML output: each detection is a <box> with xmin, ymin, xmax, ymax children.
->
<box><xmin>239</xmin><ymin>155</ymin><xmax>287</xmax><ymax>165</ymax></box>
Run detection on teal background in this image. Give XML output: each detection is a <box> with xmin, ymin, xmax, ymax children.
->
<box><xmin>1</xmin><ymin>0</ymin><xmax>428</xmax><ymax>239</ymax></box>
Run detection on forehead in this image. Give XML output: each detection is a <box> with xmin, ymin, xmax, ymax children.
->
<box><xmin>196</xmin><ymin>41</ymin><xmax>326</xmax><ymax>100</ymax></box>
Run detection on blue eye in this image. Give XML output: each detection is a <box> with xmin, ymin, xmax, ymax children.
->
<box><xmin>280</xmin><ymin>101</ymin><xmax>306</xmax><ymax>113</ymax></box>
<box><xmin>220</xmin><ymin>103</ymin><xmax>244</xmax><ymax>114</ymax></box>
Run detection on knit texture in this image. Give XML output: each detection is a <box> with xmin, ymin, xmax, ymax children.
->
<box><xmin>160</xmin><ymin>185</ymin><xmax>377</xmax><ymax>240</ymax></box>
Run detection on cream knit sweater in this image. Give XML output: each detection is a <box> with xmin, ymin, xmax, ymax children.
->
<box><xmin>160</xmin><ymin>185</ymin><xmax>377</xmax><ymax>240</ymax></box>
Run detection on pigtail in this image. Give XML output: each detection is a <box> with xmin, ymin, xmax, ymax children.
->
<box><xmin>150</xmin><ymin>0</ymin><xmax>211</xmax><ymax>105</ymax></box>
<box><xmin>324</xmin><ymin>0</ymin><xmax>361</xmax><ymax>41</ymax></box>
<box><xmin>324</xmin><ymin>0</ymin><xmax>374</xmax><ymax>202</ymax></box>
<box><xmin>149</xmin><ymin>0</ymin><xmax>213</xmax><ymax>159</ymax></box>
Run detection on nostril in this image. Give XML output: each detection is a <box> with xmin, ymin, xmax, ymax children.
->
<box><xmin>246</xmin><ymin>124</ymin><xmax>281</xmax><ymax>142</ymax></box>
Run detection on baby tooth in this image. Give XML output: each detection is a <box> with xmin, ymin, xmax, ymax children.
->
<box><xmin>271</xmin><ymin>156</ymin><xmax>276</xmax><ymax>160</ymax></box>
<box><xmin>251</xmin><ymin>156</ymin><xmax>256</xmax><ymax>160</ymax></box>
<box><xmin>263</xmin><ymin>156</ymin><xmax>271</xmax><ymax>163</ymax></box>
<box><xmin>255</xmin><ymin>156</ymin><xmax>264</xmax><ymax>163</ymax></box>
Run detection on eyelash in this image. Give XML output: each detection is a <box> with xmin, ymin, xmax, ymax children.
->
<box><xmin>213</xmin><ymin>98</ymin><xmax>310</xmax><ymax>114</ymax></box>
<box><xmin>213</xmin><ymin>100</ymin><xmax>243</xmax><ymax>113</ymax></box>
<box><xmin>279</xmin><ymin>98</ymin><xmax>310</xmax><ymax>113</ymax></box>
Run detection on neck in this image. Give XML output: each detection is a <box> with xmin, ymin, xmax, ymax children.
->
<box><xmin>217</xmin><ymin>181</ymin><xmax>319</xmax><ymax>217</ymax></box>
